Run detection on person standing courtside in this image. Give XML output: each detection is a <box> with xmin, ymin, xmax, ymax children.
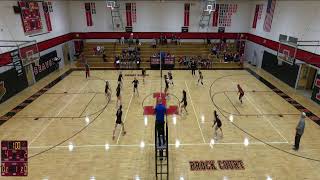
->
<box><xmin>155</xmin><ymin>98</ymin><xmax>167</xmax><ymax>146</ymax></box>
<box><xmin>118</xmin><ymin>72</ymin><xmax>123</xmax><ymax>87</ymax></box>
<box><xmin>293</xmin><ymin>112</ymin><xmax>306</xmax><ymax>151</ymax></box>
<box><xmin>85</xmin><ymin>63</ymin><xmax>90</xmax><ymax>79</ymax></box>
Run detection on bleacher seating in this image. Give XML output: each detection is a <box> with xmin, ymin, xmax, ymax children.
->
<box><xmin>76</xmin><ymin>41</ymin><xmax>243</xmax><ymax>69</ymax></box>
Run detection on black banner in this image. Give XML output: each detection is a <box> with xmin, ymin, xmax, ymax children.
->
<box><xmin>32</xmin><ymin>51</ymin><xmax>60</xmax><ymax>81</ymax></box>
<box><xmin>0</xmin><ymin>68</ymin><xmax>28</xmax><ymax>103</ymax></box>
<box><xmin>262</xmin><ymin>51</ymin><xmax>299</xmax><ymax>88</ymax></box>
<box><xmin>10</xmin><ymin>50</ymin><xmax>24</xmax><ymax>76</ymax></box>
<box><xmin>311</xmin><ymin>74</ymin><xmax>320</xmax><ymax>105</ymax></box>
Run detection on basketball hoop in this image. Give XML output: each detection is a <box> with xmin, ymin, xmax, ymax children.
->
<box><xmin>205</xmin><ymin>5</ymin><xmax>215</xmax><ymax>14</ymax></box>
<box><xmin>107</xmin><ymin>1</ymin><xmax>115</xmax><ymax>10</ymax></box>
<box><xmin>204</xmin><ymin>0</ymin><xmax>216</xmax><ymax>14</ymax></box>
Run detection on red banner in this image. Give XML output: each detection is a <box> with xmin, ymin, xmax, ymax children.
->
<box><xmin>126</xmin><ymin>3</ymin><xmax>132</xmax><ymax>27</ymax></box>
<box><xmin>43</xmin><ymin>2</ymin><xmax>52</xmax><ymax>31</ymax></box>
<box><xmin>212</xmin><ymin>4</ymin><xmax>219</xmax><ymax>27</ymax></box>
<box><xmin>85</xmin><ymin>3</ymin><xmax>93</xmax><ymax>26</ymax></box>
<box><xmin>184</xmin><ymin>3</ymin><xmax>190</xmax><ymax>27</ymax></box>
<box><xmin>252</xmin><ymin>5</ymin><xmax>259</xmax><ymax>28</ymax></box>
<box><xmin>18</xmin><ymin>1</ymin><xmax>43</xmax><ymax>34</ymax></box>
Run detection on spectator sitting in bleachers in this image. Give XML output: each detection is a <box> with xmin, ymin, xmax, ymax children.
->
<box><xmin>102</xmin><ymin>53</ymin><xmax>107</xmax><ymax>62</ymax></box>
<box><xmin>152</xmin><ymin>38</ymin><xmax>157</xmax><ymax>48</ymax></box>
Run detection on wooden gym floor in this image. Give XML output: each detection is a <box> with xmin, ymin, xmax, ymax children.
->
<box><xmin>1</xmin><ymin>68</ymin><xmax>320</xmax><ymax>180</ymax></box>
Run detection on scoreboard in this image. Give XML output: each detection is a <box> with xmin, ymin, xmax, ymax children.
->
<box><xmin>1</xmin><ymin>141</ymin><xmax>28</xmax><ymax>176</ymax></box>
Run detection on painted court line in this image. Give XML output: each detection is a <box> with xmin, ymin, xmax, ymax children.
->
<box><xmin>116</xmin><ymin>93</ymin><xmax>134</xmax><ymax>144</ymax></box>
<box><xmin>28</xmin><ymin>141</ymin><xmax>289</xmax><ymax>149</ymax></box>
<box><xmin>28</xmin><ymin>81</ymin><xmax>90</xmax><ymax>147</ymax></box>
<box><xmin>245</xmin><ymin>94</ymin><xmax>289</xmax><ymax>143</ymax></box>
<box><xmin>185</xmin><ymin>81</ymin><xmax>206</xmax><ymax>143</ymax></box>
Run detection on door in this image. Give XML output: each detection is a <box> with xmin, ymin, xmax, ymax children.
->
<box><xmin>62</xmin><ymin>43</ymin><xmax>69</xmax><ymax>65</ymax></box>
<box><xmin>24</xmin><ymin>64</ymin><xmax>35</xmax><ymax>86</ymax></box>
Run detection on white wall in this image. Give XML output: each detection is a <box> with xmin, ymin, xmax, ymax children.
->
<box><xmin>249</xmin><ymin>0</ymin><xmax>320</xmax><ymax>55</ymax></box>
<box><xmin>69</xmin><ymin>0</ymin><xmax>251</xmax><ymax>33</ymax></box>
<box><xmin>0</xmin><ymin>1</ymin><xmax>71</xmax><ymax>72</ymax></box>
<box><xmin>0</xmin><ymin>1</ymin><xmax>70</xmax><ymax>44</ymax></box>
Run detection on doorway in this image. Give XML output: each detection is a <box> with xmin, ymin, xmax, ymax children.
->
<box><xmin>297</xmin><ymin>64</ymin><xmax>318</xmax><ymax>97</ymax></box>
<box><xmin>62</xmin><ymin>43</ymin><xmax>70</xmax><ymax>65</ymax></box>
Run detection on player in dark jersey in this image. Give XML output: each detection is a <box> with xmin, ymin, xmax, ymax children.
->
<box><xmin>116</xmin><ymin>83</ymin><xmax>121</xmax><ymax>107</ymax></box>
<box><xmin>164</xmin><ymin>75</ymin><xmax>169</xmax><ymax>98</ymax></box>
<box><xmin>132</xmin><ymin>77</ymin><xmax>139</xmax><ymax>96</ymax></box>
<box><xmin>142</xmin><ymin>68</ymin><xmax>146</xmax><ymax>84</ymax></box>
<box><xmin>197</xmin><ymin>70</ymin><xmax>204</xmax><ymax>85</ymax></box>
<box><xmin>112</xmin><ymin>105</ymin><xmax>126</xmax><ymax>140</ymax></box>
<box><xmin>237</xmin><ymin>84</ymin><xmax>244</xmax><ymax>104</ymax></box>
<box><xmin>168</xmin><ymin>71</ymin><xmax>174</xmax><ymax>86</ymax></box>
<box><xmin>105</xmin><ymin>81</ymin><xmax>111</xmax><ymax>100</ymax></box>
<box><xmin>85</xmin><ymin>63</ymin><xmax>90</xmax><ymax>79</ymax></box>
<box><xmin>180</xmin><ymin>90</ymin><xmax>188</xmax><ymax>114</ymax></box>
<box><xmin>212</xmin><ymin>110</ymin><xmax>223</xmax><ymax>139</ymax></box>
<box><xmin>118</xmin><ymin>72</ymin><xmax>123</xmax><ymax>87</ymax></box>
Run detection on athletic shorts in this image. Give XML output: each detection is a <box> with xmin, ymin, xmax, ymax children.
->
<box><xmin>116</xmin><ymin>119</ymin><xmax>122</xmax><ymax>124</ymax></box>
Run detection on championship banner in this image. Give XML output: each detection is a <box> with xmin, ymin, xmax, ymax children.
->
<box><xmin>131</xmin><ymin>3</ymin><xmax>136</xmax><ymax>23</ymax></box>
<box><xmin>126</xmin><ymin>3</ymin><xmax>132</xmax><ymax>27</ymax></box>
<box><xmin>212</xmin><ymin>4</ymin><xmax>219</xmax><ymax>27</ymax></box>
<box><xmin>43</xmin><ymin>2</ymin><xmax>52</xmax><ymax>31</ymax></box>
<box><xmin>85</xmin><ymin>3</ymin><xmax>93</xmax><ymax>26</ymax></box>
<box><xmin>311</xmin><ymin>74</ymin><xmax>320</xmax><ymax>105</ymax></box>
<box><xmin>184</xmin><ymin>3</ymin><xmax>190</xmax><ymax>27</ymax></box>
<box><xmin>252</xmin><ymin>5</ymin><xmax>259</xmax><ymax>28</ymax></box>
<box><xmin>18</xmin><ymin>1</ymin><xmax>43</xmax><ymax>34</ymax></box>
<box><xmin>91</xmin><ymin>3</ymin><xmax>96</xmax><ymax>14</ymax></box>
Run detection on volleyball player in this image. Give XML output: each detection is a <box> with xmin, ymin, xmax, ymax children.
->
<box><xmin>85</xmin><ymin>63</ymin><xmax>90</xmax><ymax>79</ymax></box>
<box><xmin>118</xmin><ymin>72</ymin><xmax>123</xmax><ymax>87</ymax></box>
<box><xmin>212</xmin><ymin>110</ymin><xmax>223</xmax><ymax>139</ymax></box>
<box><xmin>105</xmin><ymin>81</ymin><xmax>111</xmax><ymax>100</ymax></box>
<box><xmin>197</xmin><ymin>70</ymin><xmax>204</xmax><ymax>85</ymax></box>
<box><xmin>164</xmin><ymin>75</ymin><xmax>169</xmax><ymax>98</ymax></box>
<box><xmin>237</xmin><ymin>84</ymin><xmax>244</xmax><ymax>104</ymax></box>
<box><xmin>180</xmin><ymin>90</ymin><xmax>188</xmax><ymax>114</ymax></box>
<box><xmin>116</xmin><ymin>83</ymin><xmax>121</xmax><ymax>107</ymax></box>
<box><xmin>168</xmin><ymin>70</ymin><xmax>174</xmax><ymax>86</ymax></box>
<box><xmin>132</xmin><ymin>77</ymin><xmax>139</xmax><ymax>96</ymax></box>
<box><xmin>112</xmin><ymin>105</ymin><xmax>126</xmax><ymax>140</ymax></box>
<box><xmin>142</xmin><ymin>68</ymin><xmax>146</xmax><ymax>84</ymax></box>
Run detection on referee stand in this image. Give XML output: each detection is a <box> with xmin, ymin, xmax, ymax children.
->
<box><xmin>155</xmin><ymin>115</ymin><xmax>169</xmax><ymax>180</ymax></box>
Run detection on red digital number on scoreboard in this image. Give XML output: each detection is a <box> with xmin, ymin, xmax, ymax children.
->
<box><xmin>1</xmin><ymin>141</ymin><xmax>28</xmax><ymax>176</ymax></box>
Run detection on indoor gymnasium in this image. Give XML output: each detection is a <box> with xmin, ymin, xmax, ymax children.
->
<box><xmin>1</xmin><ymin>0</ymin><xmax>320</xmax><ymax>179</ymax></box>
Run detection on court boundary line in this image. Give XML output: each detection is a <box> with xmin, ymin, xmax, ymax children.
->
<box><xmin>28</xmin><ymin>82</ymin><xmax>92</xmax><ymax>147</ymax></box>
<box><xmin>116</xmin><ymin>93</ymin><xmax>134</xmax><ymax>144</ymax></box>
<box><xmin>28</xmin><ymin>141</ymin><xmax>289</xmax><ymax>149</ymax></box>
<box><xmin>209</xmin><ymin>73</ymin><xmax>320</xmax><ymax>162</ymax></box>
<box><xmin>224</xmin><ymin>92</ymin><xmax>241</xmax><ymax>115</ymax></box>
<box><xmin>245</xmin><ymin>93</ymin><xmax>289</xmax><ymax>143</ymax></box>
<box><xmin>185</xmin><ymin>81</ymin><xmax>206</xmax><ymax>143</ymax></box>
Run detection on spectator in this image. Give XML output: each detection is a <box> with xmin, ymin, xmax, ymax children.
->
<box><xmin>103</xmin><ymin>53</ymin><xmax>107</xmax><ymax>62</ymax></box>
<box><xmin>152</xmin><ymin>38</ymin><xmax>157</xmax><ymax>48</ymax></box>
<box><xmin>120</xmin><ymin>36</ymin><xmax>125</xmax><ymax>45</ymax></box>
